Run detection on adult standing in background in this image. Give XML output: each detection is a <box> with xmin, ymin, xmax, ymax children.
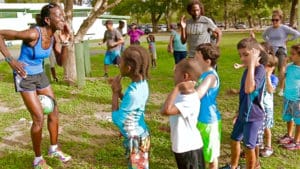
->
<box><xmin>168</xmin><ymin>23</ymin><xmax>187</xmax><ymax>64</ymax></box>
<box><xmin>128</xmin><ymin>23</ymin><xmax>144</xmax><ymax>45</ymax></box>
<box><xmin>99</xmin><ymin>20</ymin><xmax>124</xmax><ymax>78</ymax></box>
<box><xmin>180</xmin><ymin>0</ymin><xmax>222</xmax><ymax>57</ymax></box>
<box><xmin>263</xmin><ymin>9</ymin><xmax>300</xmax><ymax>96</ymax></box>
<box><xmin>117</xmin><ymin>20</ymin><xmax>126</xmax><ymax>53</ymax></box>
<box><xmin>0</xmin><ymin>3</ymin><xmax>71</xmax><ymax>168</ymax></box>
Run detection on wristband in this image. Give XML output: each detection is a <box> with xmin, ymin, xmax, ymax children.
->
<box><xmin>5</xmin><ymin>56</ymin><xmax>13</xmax><ymax>63</ymax></box>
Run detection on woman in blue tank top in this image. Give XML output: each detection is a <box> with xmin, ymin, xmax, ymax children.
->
<box><xmin>0</xmin><ymin>3</ymin><xmax>71</xmax><ymax>168</ymax></box>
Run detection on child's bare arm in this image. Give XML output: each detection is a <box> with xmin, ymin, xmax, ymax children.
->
<box><xmin>265</xmin><ymin>67</ymin><xmax>276</xmax><ymax>93</ymax></box>
<box><xmin>110</xmin><ymin>76</ymin><xmax>122</xmax><ymax>111</ymax></box>
<box><xmin>161</xmin><ymin>86</ymin><xmax>180</xmax><ymax>115</ymax></box>
<box><xmin>196</xmin><ymin>75</ymin><xmax>217</xmax><ymax>99</ymax></box>
<box><xmin>245</xmin><ymin>49</ymin><xmax>260</xmax><ymax>94</ymax></box>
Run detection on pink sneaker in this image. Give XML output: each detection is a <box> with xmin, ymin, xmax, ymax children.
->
<box><xmin>278</xmin><ymin>134</ymin><xmax>294</xmax><ymax>145</ymax></box>
<box><xmin>283</xmin><ymin>141</ymin><xmax>300</xmax><ymax>150</ymax></box>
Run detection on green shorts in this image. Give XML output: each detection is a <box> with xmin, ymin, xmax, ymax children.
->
<box><xmin>197</xmin><ymin>120</ymin><xmax>222</xmax><ymax>163</ymax></box>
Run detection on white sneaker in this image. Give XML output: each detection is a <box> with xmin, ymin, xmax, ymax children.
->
<box><xmin>278</xmin><ymin>89</ymin><xmax>284</xmax><ymax>97</ymax></box>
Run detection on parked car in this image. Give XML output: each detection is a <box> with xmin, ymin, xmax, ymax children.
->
<box><xmin>158</xmin><ymin>24</ymin><xmax>167</xmax><ymax>32</ymax></box>
<box><xmin>235</xmin><ymin>23</ymin><xmax>247</xmax><ymax>29</ymax></box>
<box><xmin>216</xmin><ymin>22</ymin><xmax>225</xmax><ymax>29</ymax></box>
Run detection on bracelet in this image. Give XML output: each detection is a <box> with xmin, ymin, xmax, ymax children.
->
<box><xmin>5</xmin><ymin>56</ymin><xmax>13</xmax><ymax>63</ymax></box>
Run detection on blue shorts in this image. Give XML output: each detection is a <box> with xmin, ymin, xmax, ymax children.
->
<box><xmin>104</xmin><ymin>50</ymin><xmax>120</xmax><ymax>65</ymax></box>
<box><xmin>173</xmin><ymin>51</ymin><xmax>187</xmax><ymax>64</ymax></box>
<box><xmin>282</xmin><ymin>99</ymin><xmax>300</xmax><ymax>125</ymax></box>
<box><xmin>231</xmin><ymin>120</ymin><xmax>263</xmax><ymax>149</ymax></box>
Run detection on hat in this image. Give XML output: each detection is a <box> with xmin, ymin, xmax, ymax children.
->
<box><xmin>105</xmin><ymin>20</ymin><xmax>113</xmax><ymax>25</ymax></box>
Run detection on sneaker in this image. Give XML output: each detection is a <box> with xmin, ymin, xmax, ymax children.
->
<box><xmin>48</xmin><ymin>150</ymin><xmax>71</xmax><ymax>163</ymax></box>
<box><xmin>283</xmin><ymin>141</ymin><xmax>300</xmax><ymax>150</ymax></box>
<box><xmin>103</xmin><ymin>73</ymin><xmax>108</xmax><ymax>78</ymax></box>
<box><xmin>260</xmin><ymin>147</ymin><xmax>273</xmax><ymax>157</ymax></box>
<box><xmin>33</xmin><ymin>159</ymin><xmax>52</xmax><ymax>169</ymax></box>
<box><xmin>278</xmin><ymin>134</ymin><xmax>294</xmax><ymax>145</ymax></box>
<box><xmin>219</xmin><ymin>164</ymin><xmax>240</xmax><ymax>169</ymax></box>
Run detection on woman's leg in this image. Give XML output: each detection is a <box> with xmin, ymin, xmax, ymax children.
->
<box><xmin>20</xmin><ymin>91</ymin><xmax>44</xmax><ymax>157</ymax></box>
<box><xmin>37</xmin><ymin>86</ymin><xmax>58</xmax><ymax>145</ymax></box>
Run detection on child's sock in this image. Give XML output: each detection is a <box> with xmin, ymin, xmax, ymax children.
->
<box><xmin>49</xmin><ymin>144</ymin><xmax>58</xmax><ymax>152</ymax></box>
<box><xmin>33</xmin><ymin>156</ymin><xmax>43</xmax><ymax>165</ymax></box>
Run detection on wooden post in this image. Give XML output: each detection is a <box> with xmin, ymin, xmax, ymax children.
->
<box><xmin>83</xmin><ymin>41</ymin><xmax>91</xmax><ymax>77</ymax></box>
<box><xmin>75</xmin><ymin>41</ymin><xmax>85</xmax><ymax>87</ymax></box>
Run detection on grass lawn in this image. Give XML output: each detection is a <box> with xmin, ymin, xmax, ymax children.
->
<box><xmin>0</xmin><ymin>32</ymin><xmax>299</xmax><ymax>169</ymax></box>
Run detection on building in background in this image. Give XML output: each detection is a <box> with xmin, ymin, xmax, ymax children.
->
<box><xmin>0</xmin><ymin>3</ymin><xmax>129</xmax><ymax>45</ymax></box>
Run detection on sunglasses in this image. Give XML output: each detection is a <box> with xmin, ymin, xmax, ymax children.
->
<box><xmin>271</xmin><ymin>19</ymin><xmax>280</xmax><ymax>22</ymax></box>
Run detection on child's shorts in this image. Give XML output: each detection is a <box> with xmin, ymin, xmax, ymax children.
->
<box><xmin>104</xmin><ymin>50</ymin><xmax>120</xmax><ymax>65</ymax></box>
<box><xmin>231</xmin><ymin>120</ymin><xmax>263</xmax><ymax>149</ymax></box>
<box><xmin>173</xmin><ymin>148</ymin><xmax>205</xmax><ymax>169</ymax></box>
<box><xmin>124</xmin><ymin>132</ymin><xmax>150</xmax><ymax>169</ymax></box>
<box><xmin>264</xmin><ymin>107</ymin><xmax>274</xmax><ymax>129</ymax></box>
<box><xmin>197</xmin><ymin>121</ymin><xmax>221</xmax><ymax>163</ymax></box>
<box><xmin>282</xmin><ymin>99</ymin><xmax>300</xmax><ymax>125</ymax></box>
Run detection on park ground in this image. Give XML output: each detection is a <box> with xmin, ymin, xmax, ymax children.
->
<box><xmin>0</xmin><ymin>32</ymin><xmax>299</xmax><ymax>169</ymax></box>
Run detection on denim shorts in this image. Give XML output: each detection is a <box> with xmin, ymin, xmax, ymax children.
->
<box><xmin>282</xmin><ymin>99</ymin><xmax>300</xmax><ymax>125</ymax></box>
<box><xmin>231</xmin><ymin>120</ymin><xmax>263</xmax><ymax>149</ymax></box>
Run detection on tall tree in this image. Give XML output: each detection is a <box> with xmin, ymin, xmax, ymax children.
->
<box><xmin>289</xmin><ymin>0</ymin><xmax>298</xmax><ymax>27</ymax></box>
<box><xmin>62</xmin><ymin>0</ymin><xmax>122</xmax><ymax>84</ymax></box>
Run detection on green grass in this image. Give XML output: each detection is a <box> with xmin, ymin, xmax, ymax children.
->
<box><xmin>0</xmin><ymin>32</ymin><xmax>300</xmax><ymax>169</ymax></box>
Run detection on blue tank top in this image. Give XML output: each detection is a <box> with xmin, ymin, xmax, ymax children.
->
<box><xmin>197</xmin><ymin>70</ymin><xmax>221</xmax><ymax>123</ymax></box>
<box><xmin>18</xmin><ymin>26</ymin><xmax>53</xmax><ymax>75</ymax></box>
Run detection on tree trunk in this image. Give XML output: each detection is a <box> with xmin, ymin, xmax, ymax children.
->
<box><xmin>223</xmin><ymin>0</ymin><xmax>228</xmax><ymax>30</ymax></box>
<box><xmin>151</xmin><ymin>12</ymin><xmax>163</xmax><ymax>33</ymax></box>
<box><xmin>289</xmin><ymin>0</ymin><xmax>298</xmax><ymax>27</ymax></box>
<box><xmin>247</xmin><ymin>15</ymin><xmax>253</xmax><ymax>28</ymax></box>
<box><xmin>62</xmin><ymin>0</ymin><xmax>122</xmax><ymax>85</ymax></box>
<box><xmin>151</xmin><ymin>13</ymin><xmax>158</xmax><ymax>33</ymax></box>
<box><xmin>63</xmin><ymin>0</ymin><xmax>77</xmax><ymax>85</ymax></box>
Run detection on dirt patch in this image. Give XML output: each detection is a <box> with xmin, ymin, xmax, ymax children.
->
<box><xmin>0</xmin><ymin>118</ymin><xmax>31</xmax><ymax>156</ymax></box>
<box><xmin>148</xmin><ymin>93</ymin><xmax>167</xmax><ymax>106</ymax></box>
<box><xmin>0</xmin><ymin>103</ymin><xmax>26</xmax><ymax>113</ymax></box>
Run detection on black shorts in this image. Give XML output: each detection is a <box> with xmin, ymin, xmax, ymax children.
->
<box><xmin>275</xmin><ymin>47</ymin><xmax>287</xmax><ymax>69</ymax></box>
<box><xmin>173</xmin><ymin>51</ymin><xmax>187</xmax><ymax>64</ymax></box>
<box><xmin>13</xmin><ymin>72</ymin><xmax>50</xmax><ymax>92</ymax></box>
<box><xmin>174</xmin><ymin>148</ymin><xmax>205</xmax><ymax>169</ymax></box>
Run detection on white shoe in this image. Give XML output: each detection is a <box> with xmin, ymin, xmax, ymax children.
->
<box><xmin>278</xmin><ymin>89</ymin><xmax>284</xmax><ymax>97</ymax></box>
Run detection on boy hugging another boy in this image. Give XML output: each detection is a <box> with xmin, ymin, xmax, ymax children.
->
<box><xmin>161</xmin><ymin>58</ymin><xmax>205</xmax><ymax>169</ymax></box>
<box><xmin>194</xmin><ymin>43</ymin><xmax>221</xmax><ymax>169</ymax></box>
